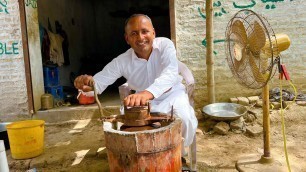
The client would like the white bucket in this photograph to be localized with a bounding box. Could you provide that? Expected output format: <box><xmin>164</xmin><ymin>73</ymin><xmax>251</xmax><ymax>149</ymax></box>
<box><xmin>0</xmin><ymin>140</ymin><xmax>9</xmax><ymax>172</ymax></box>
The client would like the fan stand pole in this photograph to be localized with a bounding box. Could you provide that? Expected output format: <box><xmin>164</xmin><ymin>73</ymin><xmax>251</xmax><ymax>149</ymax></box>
<box><xmin>261</xmin><ymin>84</ymin><xmax>274</xmax><ymax>163</ymax></box>
<box><xmin>235</xmin><ymin>85</ymin><xmax>288</xmax><ymax>171</ymax></box>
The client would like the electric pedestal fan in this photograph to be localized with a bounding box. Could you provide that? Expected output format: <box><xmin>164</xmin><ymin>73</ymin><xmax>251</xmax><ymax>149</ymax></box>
<box><xmin>225</xmin><ymin>9</ymin><xmax>292</xmax><ymax>171</ymax></box>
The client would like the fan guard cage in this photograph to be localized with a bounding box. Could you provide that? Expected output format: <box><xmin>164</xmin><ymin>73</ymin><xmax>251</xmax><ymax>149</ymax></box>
<box><xmin>225</xmin><ymin>9</ymin><xmax>278</xmax><ymax>89</ymax></box>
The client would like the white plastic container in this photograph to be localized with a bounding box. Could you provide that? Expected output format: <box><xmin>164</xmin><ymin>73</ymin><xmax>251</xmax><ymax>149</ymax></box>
<box><xmin>0</xmin><ymin>140</ymin><xmax>9</xmax><ymax>172</ymax></box>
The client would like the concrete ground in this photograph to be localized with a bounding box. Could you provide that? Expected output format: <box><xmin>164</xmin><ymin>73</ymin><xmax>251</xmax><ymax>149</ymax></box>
<box><xmin>4</xmin><ymin>92</ymin><xmax>306</xmax><ymax>171</ymax></box>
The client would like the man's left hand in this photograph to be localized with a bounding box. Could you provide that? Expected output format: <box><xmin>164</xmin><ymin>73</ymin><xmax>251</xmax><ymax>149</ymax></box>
<box><xmin>124</xmin><ymin>90</ymin><xmax>154</xmax><ymax>107</ymax></box>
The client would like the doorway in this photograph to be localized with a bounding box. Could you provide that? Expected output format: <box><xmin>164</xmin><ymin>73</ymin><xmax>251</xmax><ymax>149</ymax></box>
<box><xmin>35</xmin><ymin>0</ymin><xmax>171</xmax><ymax>107</ymax></box>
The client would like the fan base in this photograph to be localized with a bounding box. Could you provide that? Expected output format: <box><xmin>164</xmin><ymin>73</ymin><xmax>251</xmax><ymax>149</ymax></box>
<box><xmin>235</xmin><ymin>154</ymin><xmax>297</xmax><ymax>172</ymax></box>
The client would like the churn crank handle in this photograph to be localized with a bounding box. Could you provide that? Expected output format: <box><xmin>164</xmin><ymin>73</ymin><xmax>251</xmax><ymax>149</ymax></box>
<box><xmin>89</xmin><ymin>79</ymin><xmax>104</xmax><ymax>117</ymax></box>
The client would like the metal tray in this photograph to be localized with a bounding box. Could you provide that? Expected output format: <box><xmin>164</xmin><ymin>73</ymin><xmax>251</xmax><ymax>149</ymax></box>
<box><xmin>202</xmin><ymin>103</ymin><xmax>247</xmax><ymax>121</ymax></box>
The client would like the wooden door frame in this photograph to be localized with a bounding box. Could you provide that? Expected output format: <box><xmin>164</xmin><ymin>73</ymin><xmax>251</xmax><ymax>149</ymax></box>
<box><xmin>169</xmin><ymin>0</ymin><xmax>176</xmax><ymax>46</ymax></box>
<box><xmin>18</xmin><ymin>0</ymin><xmax>34</xmax><ymax>114</ymax></box>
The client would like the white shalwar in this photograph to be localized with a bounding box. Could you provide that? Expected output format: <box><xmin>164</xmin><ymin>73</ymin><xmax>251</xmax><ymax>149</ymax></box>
<box><xmin>93</xmin><ymin>37</ymin><xmax>198</xmax><ymax>147</ymax></box>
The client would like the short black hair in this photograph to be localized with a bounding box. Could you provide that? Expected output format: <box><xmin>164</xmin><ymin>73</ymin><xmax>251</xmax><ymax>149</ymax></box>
<box><xmin>124</xmin><ymin>14</ymin><xmax>153</xmax><ymax>31</ymax></box>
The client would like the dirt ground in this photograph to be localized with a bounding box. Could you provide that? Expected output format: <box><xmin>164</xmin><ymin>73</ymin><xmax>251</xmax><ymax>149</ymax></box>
<box><xmin>6</xmin><ymin>103</ymin><xmax>306</xmax><ymax>172</ymax></box>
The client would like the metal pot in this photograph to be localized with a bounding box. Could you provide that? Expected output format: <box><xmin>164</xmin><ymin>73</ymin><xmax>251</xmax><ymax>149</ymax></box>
<box><xmin>41</xmin><ymin>93</ymin><xmax>54</xmax><ymax>110</ymax></box>
<box><xmin>0</xmin><ymin>122</ymin><xmax>11</xmax><ymax>150</ymax></box>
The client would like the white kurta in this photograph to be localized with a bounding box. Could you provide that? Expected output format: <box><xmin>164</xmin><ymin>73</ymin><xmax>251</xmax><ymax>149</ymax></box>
<box><xmin>93</xmin><ymin>37</ymin><xmax>198</xmax><ymax>146</ymax></box>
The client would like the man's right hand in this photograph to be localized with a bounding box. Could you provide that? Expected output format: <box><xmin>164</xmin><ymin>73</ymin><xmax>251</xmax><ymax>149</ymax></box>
<box><xmin>124</xmin><ymin>90</ymin><xmax>154</xmax><ymax>107</ymax></box>
<box><xmin>74</xmin><ymin>75</ymin><xmax>94</xmax><ymax>92</ymax></box>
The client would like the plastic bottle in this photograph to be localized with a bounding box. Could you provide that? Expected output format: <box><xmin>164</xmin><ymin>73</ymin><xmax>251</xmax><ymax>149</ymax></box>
<box><xmin>0</xmin><ymin>140</ymin><xmax>9</xmax><ymax>172</ymax></box>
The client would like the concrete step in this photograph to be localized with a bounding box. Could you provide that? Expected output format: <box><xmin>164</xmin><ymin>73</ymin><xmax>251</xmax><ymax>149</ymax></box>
<box><xmin>34</xmin><ymin>104</ymin><xmax>121</xmax><ymax>123</ymax></box>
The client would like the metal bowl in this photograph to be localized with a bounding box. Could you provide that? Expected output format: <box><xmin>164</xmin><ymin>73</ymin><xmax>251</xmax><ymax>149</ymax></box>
<box><xmin>202</xmin><ymin>103</ymin><xmax>247</xmax><ymax>121</ymax></box>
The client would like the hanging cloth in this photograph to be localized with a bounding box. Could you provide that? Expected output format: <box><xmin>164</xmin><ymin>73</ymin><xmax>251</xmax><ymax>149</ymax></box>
<box><xmin>47</xmin><ymin>30</ymin><xmax>64</xmax><ymax>66</ymax></box>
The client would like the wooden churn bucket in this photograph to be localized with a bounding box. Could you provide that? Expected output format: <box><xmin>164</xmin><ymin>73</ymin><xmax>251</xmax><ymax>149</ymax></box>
<box><xmin>103</xmin><ymin>118</ymin><xmax>182</xmax><ymax>171</ymax></box>
<box><xmin>92</xmin><ymin>80</ymin><xmax>182</xmax><ymax>171</ymax></box>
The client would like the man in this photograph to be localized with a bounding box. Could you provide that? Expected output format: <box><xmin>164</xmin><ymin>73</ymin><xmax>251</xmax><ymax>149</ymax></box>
<box><xmin>74</xmin><ymin>14</ymin><xmax>198</xmax><ymax>148</ymax></box>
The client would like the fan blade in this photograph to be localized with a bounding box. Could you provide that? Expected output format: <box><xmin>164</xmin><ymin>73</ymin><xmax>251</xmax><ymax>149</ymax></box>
<box><xmin>232</xmin><ymin>20</ymin><xmax>247</xmax><ymax>45</ymax></box>
<box><xmin>234</xmin><ymin>46</ymin><xmax>246</xmax><ymax>72</ymax></box>
<box><xmin>249</xmin><ymin>52</ymin><xmax>268</xmax><ymax>83</ymax></box>
<box><xmin>249</xmin><ymin>21</ymin><xmax>266</xmax><ymax>52</ymax></box>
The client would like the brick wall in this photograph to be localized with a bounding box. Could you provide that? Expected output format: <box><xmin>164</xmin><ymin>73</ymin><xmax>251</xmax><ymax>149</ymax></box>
<box><xmin>0</xmin><ymin>0</ymin><xmax>28</xmax><ymax>120</ymax></box>
<box><xmin>175</xmin><ymin>0</ymin><xmax>306</xmax><ymax>109</ymax></box>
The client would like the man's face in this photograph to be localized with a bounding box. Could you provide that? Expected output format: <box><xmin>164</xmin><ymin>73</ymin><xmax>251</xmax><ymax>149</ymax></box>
<box><xmin>125</xmin><ymin>16</ymin><xmax>155</xmax><ymax>59</ymax></box>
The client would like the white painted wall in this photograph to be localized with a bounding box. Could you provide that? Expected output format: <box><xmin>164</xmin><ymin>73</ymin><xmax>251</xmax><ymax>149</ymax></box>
<box><xmin>175</xmin><ymin>0</ymin><xmax>306</xmax><ymax>108</ymax></box>
<box><xmin>0</xmin><ymin>0</ymin><xmax>29</xmax><ymax>120</ymax></box>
